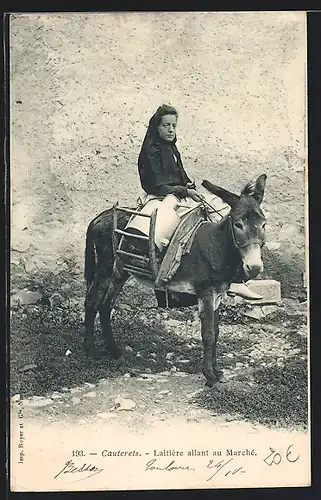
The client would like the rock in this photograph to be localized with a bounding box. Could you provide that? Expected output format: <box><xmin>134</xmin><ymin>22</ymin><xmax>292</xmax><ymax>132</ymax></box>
<box><xmin>114</xmin><ymin>396</ymin><xmax>136</xmax><ymax>411</ymax></box>
<box><xmin>24</xmin><ymin>398</ymin><xmax>53</xmax><ymax>407</ymax></box>
<box><xmin>97</xmin><ymin>412</ymin><xmax>117</xmax><ymax>419</ymax></box>
<box><xmin>177</xmin><ymin>359</ymin><xmax>190</xmax><ymax>364</ymax></box>
<box><xmin>123</xmin><ymin>373</ymin><xmax>131</xmax><ymax>378</ymax></box>
<box><xmin>51</xmin><ymin>393</ymin><xmax>62</xmax><ymax>400</ymax></box>
<box><xmin>243</xmin><ymin>307</ymin><xmax>265</xmax><ymax>320</ymax></box>
<box><xmin>150</xmin><ymin>358</ymin><xmax>157</xmax><ymax>364</ymax></box>
<box><xmin>83</xmin><ymin>391</ymin><xmax>96</xmax><ymax>398</ymax></box>
<box><xmin>72</xmin><ymin>397</ymin><xmax>81</xmax><ymax>405</ymax></box>
<box><xmin>128</xmin><ymin>368</ymin><xmax>140</xmax><ymax>377</ymax></box>
<box><xmin>173</xmin><ymin>371</ymin><xmax>188</xmax><ymax>377</ymax></box>
<box><xmin>61</xmin><ymin>387</ymin><xmax>69</xmax><ymax>392</ymax></box>
<box><xmin>165</xmin><ymin>319</ymin><xmax>181</xmax><ymax>328</ymax></box>
<box><xmin>261</xmin><ymin>305</ymin><xmax>279</xmax><ymax>316</ymax></box>
<box><xmin>170</xmin><ymin>366</ymin><xmax>177</xmax><ymax>372</ymax></box>
<box><xmin>70</xmin><ymin>387</ymin><xmax>82</xmax><ymax>394</ymax></box>
<box><xmin>12</xmin><ymin>394</ymin><xmax>21</xmax><ymax>402</ymax></box>
<box><xmin>19</xmin><ymin>363</ymin><xmax>38</xmax><ymax>372</ymax></box>
<box><xmin>144</xmin><ymin>368</ymin><xmax>152</xmax><ymax>374</ymax></box>
<box><xmin>124</xmin><ymin>345</ymin><xmax>135</xmax><ymax>356</ymax></box>
<box><xmin>84</xmin><ymin>382</ymin><xmax>95</xmax><ymax>388</ymax></box>
<box><xmin>187</xmin><ymin>390</ymin><xmax>203</xmax><ymax>400</ymax></box>
<box><xmin>166</xmin><ymin>352</ymin><xmax>174</xmax><ymax>360</ymax></box>
<box><xmin>158</xmin><ymin>390</ymin><xmax>171</xmax><ymax>396</ymax></box>
<box><xmin>159</xmin><ymin>371</ymin><xmax>171</xmax><ymax>376</ymax></box>
<box><xmin>136</xmin><ymin>352</ymin><xmax>143</xmax><ymax>359</ymax></box>
<box><xmin>61</xmin><ymin>283</ymin><xmax>72</xmax><ymax>292</ymax></box>
<box><xmin>11</xmin><ymin>290</ymin><xmax>42</xmax><ymax>307</ymax></box>
<box><xmin>265</xmin><ymin>241</ymin><xmax>281</xmax><ymax>251</ymax></box>
<box><xmin>225</xmin><ymin>353</ymin><xmax>234</xmax><ymax>358</ymax></box>
<box><xmin>150</xmin><ymin>352</ymin><xmax>157</xmax><ymax>358</ymax></box>
<box><xmin>244</xmin><ymin>304</ymin><xmax>279</xmax><ymax>320</ymax></box>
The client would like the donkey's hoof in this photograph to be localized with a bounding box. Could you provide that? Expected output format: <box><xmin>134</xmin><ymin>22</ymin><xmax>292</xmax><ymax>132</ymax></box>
<box><xmin>214</xmin><ymin>369</ymin><xmax>226</xmax><ymax>383</ymax></box>
<box><xmin>84</xmin><ymin>342</ymin><xmax>96</xmax><ymax>359</ymax></box>
<box><xmin>107</xmin><ymin>344</ymin><xmax>122</xmax><ymax>359</ymax></box>
<box><xmin>205</xmin><ymin>379</ymin><xmax>217</xmax><ymax>388</ymax></box>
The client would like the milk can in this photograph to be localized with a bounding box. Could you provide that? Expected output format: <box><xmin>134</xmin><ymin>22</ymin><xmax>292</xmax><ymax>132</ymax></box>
<box><xmin>125</xmin><ymin>194</ymin><xmax>181</xmax><ymax>250</ymax></box>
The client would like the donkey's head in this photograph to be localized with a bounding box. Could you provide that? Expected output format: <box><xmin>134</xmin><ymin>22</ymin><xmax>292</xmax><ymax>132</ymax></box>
<box><xmin>202</xmin><ymin>174</ymin><xmax>267</xmax><ymax>279</ymax></box>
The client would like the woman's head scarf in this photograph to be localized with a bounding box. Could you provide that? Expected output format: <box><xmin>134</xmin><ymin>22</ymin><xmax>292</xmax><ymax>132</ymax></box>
<box><xmin>138</xmin><ymin>104</ymin><xmax>191</xmax><ymax>193</ymax></box>
<box><xmin>139</xmin><ymin>104</ymin><xmax>178</xmax><ymax>153</ymax></box>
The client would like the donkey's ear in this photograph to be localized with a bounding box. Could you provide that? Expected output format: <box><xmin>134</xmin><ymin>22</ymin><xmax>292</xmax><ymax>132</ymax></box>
<box><xmin>202</xmin><ymin>180</ymin><xmax>239</xmax><ymax>207</ymax></box>
<box><xmin>241</xmin><ymin>174</ymin><xmax>266</xmax><ymax>204</ymax></box>
<box><xmin>252</xmin><ymin>174</ymin><xmax>267</xmax><ymax>204</ymax></box>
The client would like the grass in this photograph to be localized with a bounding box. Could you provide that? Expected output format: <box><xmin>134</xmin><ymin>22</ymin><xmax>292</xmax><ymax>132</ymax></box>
<box><xmin>10</xmin><ymin>263</ymin><xmax>309</xmax><ymax>428</ymax></box>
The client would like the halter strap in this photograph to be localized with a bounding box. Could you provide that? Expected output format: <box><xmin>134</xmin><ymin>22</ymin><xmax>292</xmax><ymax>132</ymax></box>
<box><xmin>228</xmin><ymin>215</ymin><xmax>264</xmax><ymax>250</ymax></box>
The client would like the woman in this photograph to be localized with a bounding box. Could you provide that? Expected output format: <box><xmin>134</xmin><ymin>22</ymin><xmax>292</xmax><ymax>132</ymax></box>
<box><xmin>137</xmin><ymin>104</ymin><xmax>262</xmax><ymax>302</ymax></box>
<box><xmin>138</xmin><ymin>104</ymin><xmax>198</xmax><ymax>202</ymax></box>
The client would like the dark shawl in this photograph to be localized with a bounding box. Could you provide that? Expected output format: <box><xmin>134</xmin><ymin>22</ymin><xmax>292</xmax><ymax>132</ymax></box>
<box><xmin>138</xmin><ymin>112</ymin><xmax>192</xmax><ymax>197</ymax></box>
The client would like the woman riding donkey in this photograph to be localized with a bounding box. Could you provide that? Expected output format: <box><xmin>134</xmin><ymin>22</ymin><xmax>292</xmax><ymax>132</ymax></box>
<box><xmin>137</xmin><ymin>104</ymin><xmax>262</xmax><ymax>301</ymax></box>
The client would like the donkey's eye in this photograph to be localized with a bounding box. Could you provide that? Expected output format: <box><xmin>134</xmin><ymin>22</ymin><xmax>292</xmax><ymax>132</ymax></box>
<box><xmin>234</xmin><ymin>222</ymin><xmax>243</xmax><ymax>230</ymax></box>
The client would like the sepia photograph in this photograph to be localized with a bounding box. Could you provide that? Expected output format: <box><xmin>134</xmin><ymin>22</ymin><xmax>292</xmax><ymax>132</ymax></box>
<box><xmin>9</xmin><ymin>11</ymin><xmax>309</xmax><ymax>491</ymax></box>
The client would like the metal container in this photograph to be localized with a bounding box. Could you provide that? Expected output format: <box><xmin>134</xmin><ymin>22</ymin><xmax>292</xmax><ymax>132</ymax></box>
<box><xmin>126</xmin><ymin>194</ymin><xmax>181</xmax><ymax>250</ymax></box>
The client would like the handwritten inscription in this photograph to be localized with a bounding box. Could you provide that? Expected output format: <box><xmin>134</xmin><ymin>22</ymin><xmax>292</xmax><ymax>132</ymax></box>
<box><xmin>263</xmin><ymin>445</ymin><xmax>300</xmax><ymax>466</ymax></box>
<box><xmin>54</xmin><ymin>460</ymin><xmax>104</xmax><ymax>482</ymax></box>
<box><xmin>145</xmin><ymin>459</ymin><xmax>195</xmax><ymax>472</ymax></box>
<box><xmin>206</xmin><ymin>458</ymin><xmax>246</xmax><ymax>481</ymax></box>
<box><xmin>51</xmin><ymin>444</ymin><xmax>300</xmax><ymax>484</ymax></box>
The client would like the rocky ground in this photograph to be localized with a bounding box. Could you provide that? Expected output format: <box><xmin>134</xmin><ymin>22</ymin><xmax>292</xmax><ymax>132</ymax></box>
<box><xmin>10</xmin><ymin>261</ymin><xmax>308</xmax><ymax>430</ymax></box>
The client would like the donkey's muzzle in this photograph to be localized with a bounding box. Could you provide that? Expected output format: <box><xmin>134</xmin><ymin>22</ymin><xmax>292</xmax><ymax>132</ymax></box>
<box><xmin>242</xmin><ymin>245</ymin><xmax>264</xmax><ymax>279</ymax></box>
<box><xmin>244</xmin><ymin>263</ymin><xmax>263</xmax><ymax>279</ymax></box>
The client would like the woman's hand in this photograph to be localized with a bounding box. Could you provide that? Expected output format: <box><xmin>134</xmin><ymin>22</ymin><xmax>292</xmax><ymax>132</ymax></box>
<box><xmin>172</xmin><ymin>185</ymin><xmax>189</xmax><ymax>198</ymax></box>
<box><xmin>187</xmin><ymin>189</ymin><xmax>202</xmax><ymax>202</ymax></box>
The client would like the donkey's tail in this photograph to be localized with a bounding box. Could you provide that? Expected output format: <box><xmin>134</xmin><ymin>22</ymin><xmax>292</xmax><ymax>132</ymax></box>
<box><xmin>84</xmin><ymin>223</ymin><xmax>96</xmax><ymax>284</ymax></box>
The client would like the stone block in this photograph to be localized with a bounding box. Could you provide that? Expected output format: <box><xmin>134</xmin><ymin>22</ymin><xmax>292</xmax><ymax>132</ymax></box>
<box><xmin>225</xmin><ymin>279</ymin><xmax>282</xmax><ymax>306</ymax></box>
<box><xmin>246</xmin><ymin>279</ymin><xmax>281</xmax><ymax>305</ymax></box>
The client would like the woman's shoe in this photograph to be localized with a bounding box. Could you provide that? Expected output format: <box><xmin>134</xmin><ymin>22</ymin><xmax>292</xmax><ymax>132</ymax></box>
<box><xmin>227</xmin><ymin>283</ymin><xmax>263</xmax><ymax>300</ymax></box>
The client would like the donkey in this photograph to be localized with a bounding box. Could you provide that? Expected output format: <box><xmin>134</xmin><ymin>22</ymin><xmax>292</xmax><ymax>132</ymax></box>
<box><xmin>84</xmin><ymin>174</ymin><xmax>267</xmax><ymax>387</ymax></box>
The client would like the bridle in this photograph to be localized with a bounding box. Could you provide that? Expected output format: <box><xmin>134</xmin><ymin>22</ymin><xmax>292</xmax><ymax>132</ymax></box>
<box><xmin>228</xmin><ymin>215</ymin><xmax>265</xmax><ymax>250</ymax></box>
<box><xmin>197</xmin><ymin>195</ymin><xmax>265</xmax><ymax>251</ymax></box>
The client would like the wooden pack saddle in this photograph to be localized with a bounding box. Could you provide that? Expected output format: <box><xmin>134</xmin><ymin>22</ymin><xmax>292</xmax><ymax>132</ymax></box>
<box><xmin>111</xmin><ymin>202</ymin><xmax>208</xmax><ymax>289</ymax></box>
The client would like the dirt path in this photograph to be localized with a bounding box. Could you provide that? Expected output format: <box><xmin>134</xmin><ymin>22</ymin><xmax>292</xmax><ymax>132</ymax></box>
<box><xmin>10</xmin><ymin>273</ymin><xmax>309</xmax><ymax>490</ymax></box>
<box><xmin>10</xmin><ymin>367</ymin><xmax>310</xmax><ymax>491</ymax></box>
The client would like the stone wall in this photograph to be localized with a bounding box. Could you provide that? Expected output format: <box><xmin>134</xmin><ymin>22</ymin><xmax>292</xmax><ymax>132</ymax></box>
<box><xmin>10</xmin><ymin>12</ymin><xmax>307</xmax><ymax>295</ymax></box>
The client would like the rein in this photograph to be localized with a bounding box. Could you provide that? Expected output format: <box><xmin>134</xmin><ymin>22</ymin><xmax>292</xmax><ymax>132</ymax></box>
<box><xmin>197</xmin><ymin>194</ymin><xmax>225</xmax><ymax>221</ymax></box>
<box><xmin>228</xmin><ymin>215</ymin><xmax>264</xmax><ymax>250</ymax></box>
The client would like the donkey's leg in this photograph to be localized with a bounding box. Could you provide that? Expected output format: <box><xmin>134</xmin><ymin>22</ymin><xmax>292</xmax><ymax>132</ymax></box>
<box><xmin>84</xmin><ymin>267</ymin><xmax>111</xmax><ymax>358</ymax></box>
<box><xmin>212</xmin><ymin>308</ymin><xmax>226</xmax><ymax>383</ymax></box>
<box><xmin>198</xmin><ymin>289</ymin><xmax>218</xmax><ymax>387</ymax></box>
<box><xmin>99</xmin><ymin>271</ymin><xmax>129</xmax><ymax>358</ymax></box>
